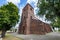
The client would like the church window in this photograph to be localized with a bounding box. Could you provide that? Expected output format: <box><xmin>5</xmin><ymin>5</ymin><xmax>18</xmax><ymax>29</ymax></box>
<box><xmin>31</xmin><ymin>16</ymin><xmax>32</xmax><ymax>19</ymax></box>
<box><xmin>30</xmin><ymin>8</ymin><xmax>32</xmax><ymax>10</ymax></box>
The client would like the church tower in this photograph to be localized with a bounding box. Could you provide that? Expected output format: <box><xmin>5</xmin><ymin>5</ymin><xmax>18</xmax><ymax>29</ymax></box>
<box><xmin>18</xmin><ymin>3</ymin><xmax>34</xmax><ymax>34</ymax></box>
<box><xmin>18</xmin><ymin>3</ymin><xmax>52</xmax><ymax>34</ymax></box>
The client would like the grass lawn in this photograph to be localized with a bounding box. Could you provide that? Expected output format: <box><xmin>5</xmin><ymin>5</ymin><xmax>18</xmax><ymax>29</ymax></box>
<box><xmin>3</xmin><ymin>33</ymin><xmax>23</xmax><ymax>40</ymax></box>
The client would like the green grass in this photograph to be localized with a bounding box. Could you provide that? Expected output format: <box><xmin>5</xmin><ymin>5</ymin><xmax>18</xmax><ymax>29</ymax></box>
<box><xmin>3</xmin><ymin>33</ymin><xmax>23</xmax><ymax>40</ymax></box>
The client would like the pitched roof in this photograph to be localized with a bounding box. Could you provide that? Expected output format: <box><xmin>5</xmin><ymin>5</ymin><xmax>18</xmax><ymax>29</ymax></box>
<box><xmin>23</xmin><ymin>3</ymin><xmax>34</xmax><ymax>9</ymax></box>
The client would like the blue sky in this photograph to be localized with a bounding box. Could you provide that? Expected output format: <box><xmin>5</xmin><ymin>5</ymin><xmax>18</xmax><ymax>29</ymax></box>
<box><xmin>0</xmin><ymin>0</ymin><xmax>50</xmax><ymax>27</ymax></box>
<box><xmin>0</xmin><ymin>0</ymin><xmax>38</xmax><ymax>15</ymax></box>
<box><xmin>20</xmin><ymin>0</ymin><xmax>38</xmax><ymax>15</ymax></box>
<box><xmin>0</xmin><ymin>0</ymin><xmax>39</xmax><ymax>27</ymax></box>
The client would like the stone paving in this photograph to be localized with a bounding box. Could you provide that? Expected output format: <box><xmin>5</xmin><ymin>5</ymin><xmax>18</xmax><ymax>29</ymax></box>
<box><xmin>10</xmin><ymin>32</ymin><xmax>60</xmax><ymax>40</ymax></box>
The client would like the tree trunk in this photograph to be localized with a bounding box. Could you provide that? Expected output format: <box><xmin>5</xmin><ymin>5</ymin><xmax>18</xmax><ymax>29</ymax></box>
<box><xmin>1</xmin><ymin>28</ymin><xmax>6</xmax><ymax>38</ymax></box>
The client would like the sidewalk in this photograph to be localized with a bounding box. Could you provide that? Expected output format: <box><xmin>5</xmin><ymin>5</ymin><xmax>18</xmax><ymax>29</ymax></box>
<box><xmin>10</xmin><ymin>32</ymin><xmax>60</xmax><ymax>40</ymax></box>
<box><xmin>0</xmin><ymin>38</ymin><xmax>2</xmax><ymax>40</ymax></box>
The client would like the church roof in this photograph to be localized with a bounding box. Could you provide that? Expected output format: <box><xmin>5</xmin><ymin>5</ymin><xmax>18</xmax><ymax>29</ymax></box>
<box><xmin>23</xmin><ymin>3</ymin><xmax>34</xmax><ymax>9</ymax></box>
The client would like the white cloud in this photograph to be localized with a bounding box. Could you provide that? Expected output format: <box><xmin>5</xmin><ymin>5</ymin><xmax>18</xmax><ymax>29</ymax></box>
<box><xmin>7</xmin><ymin>0</ymin><xmax>20</xmax><ymax>5</ymax></box>
<box><xmin>27</xmin><ymin>0</ymin><xmax>50</xmax><ymax>23</ymax></box>
<box><xmin>27</xmin><ymin>0</ymin><xmax>38</xmax><ymax>15</ymax></box>
<box><xmin>27</xmin><ymin>0</ymin><xmax>38</xmax><ymax>6</ymax></box>
<box><xmin>19</xmin><ymin>6</ymin><xmax>24</xmax><ymax>16</ymax></box>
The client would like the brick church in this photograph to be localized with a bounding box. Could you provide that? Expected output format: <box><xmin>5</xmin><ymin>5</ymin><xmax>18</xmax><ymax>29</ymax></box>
<box><xmin>18</xmin><ymin>3</ymin><xmax>52</xmax><ymax>35</ymax></box>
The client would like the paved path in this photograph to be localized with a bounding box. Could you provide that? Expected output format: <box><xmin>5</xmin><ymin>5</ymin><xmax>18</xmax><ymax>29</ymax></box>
<box><xmin>10</xmin><ymin>32</ymin><xmax>60</xmax><ymax>40</ymax></box>
<box><xmin>0</xmin><ymin>35</ymin><xmax>2</xmax><ymax>40</ymax></box>
<box><xmin>0</xmin><ymin>38</ymin><xmax>2</xmax><ymax>40</ymax></box>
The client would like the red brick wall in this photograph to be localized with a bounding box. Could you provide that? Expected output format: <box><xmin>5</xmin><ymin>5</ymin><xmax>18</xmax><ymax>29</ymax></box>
<box><xmin>18</xmin><ymin>3</ymin><xmax>52</xmax><ymax>35</ymax></box>
<box><xmin>29</xmin><ymin>18</ymin><xmax>52</xmax><ymax>34</ymax></box>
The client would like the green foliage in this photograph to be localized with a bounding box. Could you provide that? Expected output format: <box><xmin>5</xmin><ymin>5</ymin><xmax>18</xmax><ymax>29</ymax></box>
<box><xmin>0</xmin><ymin>2</ymin><xmax>19</xmax><ymax>30</ymax></box>
<box><xmin>37</xmin><ymin>0</ymin><xmax>60</xmax><ymax>27</ymax></box>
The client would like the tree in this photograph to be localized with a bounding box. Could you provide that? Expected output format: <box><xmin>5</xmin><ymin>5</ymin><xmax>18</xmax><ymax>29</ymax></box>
<box><xmin>37</xmin><ymin>0</ymin><xmax>60</xmax><ymax>28</ymax></box>
<box><xmin>0</xmin><ymin>2</ymin><xmax>19</xmax><ymax>38</ymax></box>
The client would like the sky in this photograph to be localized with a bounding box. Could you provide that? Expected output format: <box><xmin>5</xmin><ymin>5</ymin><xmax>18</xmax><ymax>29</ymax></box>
<box><xmin>0</xmin><ymin>0</ymin><xmax>38</xmax><ymax>15</ymax></box>
<box><xmin>0</xmin><ymin>0</ymin><xmax>39</xmax><ymax>28</ymax></box>
<box><xmin>20</xmin><ymin>0</ymin><xmax>38</xmax><ymax>15</ymax></box>
<box><xmin>0</xmin><ymin>0</ymin><xmax>51</xmax><ymax>28</ymax></box>
<box><xmin>0</xmin><ymin>0</ymin><xmax>38</xmax><ymax>18</ymax></box>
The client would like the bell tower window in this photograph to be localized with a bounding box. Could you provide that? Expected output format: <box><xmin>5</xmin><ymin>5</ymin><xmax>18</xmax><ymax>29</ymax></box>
<box><xmin>30</xmin><ymin>8</ymin><xmax>32</xmax><ymax>11</ymax></box>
